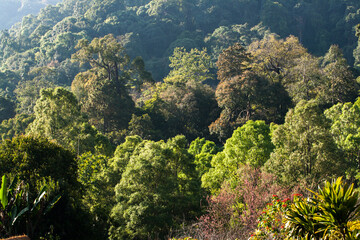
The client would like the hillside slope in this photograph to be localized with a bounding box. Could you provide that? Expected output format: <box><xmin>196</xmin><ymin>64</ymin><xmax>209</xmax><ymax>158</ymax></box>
<box><xmin>0</xmin><ymin>0</ymin><xmax>359</xmax><ymax>82</ymax></box>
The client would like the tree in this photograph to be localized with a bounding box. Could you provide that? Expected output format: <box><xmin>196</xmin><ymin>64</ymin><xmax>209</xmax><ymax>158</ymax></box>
<box><xmin>109</xmin><ymin>135</ymin><xmax>201</xmax><ymax>239</ymax></box>
<box><xmin>164</xmin><ymin>47</ymin><xmax>213</xmax><ymax>85</ymax></box>
<box><xmin>319</xmin><ymin>45</ymin><xmax>359</xmax><ymax>106</ymax></box>
<box><xmin>14</xmin><ymin>78</ymin><xmax>56</xmax><ymax>115</ymax></box>
<box><xmin>209</xmin><ymin>43</ymin><xmax>255</xmax><ymax>140</ymax></box>
<box><xmin>156</xmin><ymin>80</ymin><xmax>219</xmax><ymax>141</ymax></box>
<box><xmin>203</xmin><ymin>120</ymin><xmax>274</xmax><ymax>193</ymax></box>
<box><xmin>210</xmin><ymin>70</ymin><xmax>269</xmax><ymax>140</ymax></box>
<box><xmin>216</xmin><ymin>43</ymin><xmax>251</xmax><ymax>82</ymax></box>
<box><xmin>260</xmin><ymin>0</ymin><xmax>290</xmax><ymax>37</ymax></box>
<box><xmin>79</xmin><ymin>136</ymin><xmax>144</xmax><ymax>240</ymax></box>
<box><xmin>77</xmin><ymin>152</ymin><xmax>111</xmax><ymax>240</ymax></box>
<box><xmin>198</xmin><ymin>166</ymin><xmax>288</xmax><ymax>240</ymax></box>
<box><xmin>0</xmin><ymin>114</ymin><xmax>34</xmax><ymax>141</ymax></box>
<box><xmin>26</xmin><ymin>87</ymin><xmax>112</xmax><ymax>155</ymax></box>
<box><xmin>107</xmin><ymin>135</ymin><xmax>143</xmax><ymax>186</ymax></box>
<box><xmin>264</xmin><ymin>100</ymin><xmax>345</xmax><ymax>186</ymax></box>
<box><xmin>248</xmin><ymin>35</ymin><xmax>307</xmax><ymax>83</ymax></box>
<box><xmin>248</xmin><ymin>34</ymin><xmax>313</xmax><ymax>108</ymax></box>
<box><xmin>354</xmin><ymin>23</ymin><xmax>360</xmax><ymax>69</ymax></box>
<box><xmin>0</xmin><ymin>135</ymin><xmax>91</xmax><ymax>239</ymax></box>
<box><xmin>324</xmin><ymin>99</ymin><xmax>360</xmax><ymax>180</ymax></box>
<box><xmin>127</xmin><ymin>114</ymin><xmax>159</xmax><ymax>140</ymax></box>
<box><xmin>210</xmin><ymin>41</ymin><xmax>292</xmax><ymax>141</ymax></box>
<box><xmin>0</xmin><ymin>96</ymin><xmax>15</xmax><ymax>123</ymax></box>
<box><xmin>140</xmin><ymin>47</ymin><xmax>219</xmax><ymax>141</ymax></box>
<box><xmin>72</xmin><ymin>34</ymin><xmax>135</xmax><ymax>133</ymax></box>
<box><xmin>188</xmin><ymin>137</ymin><xmax>220</xmax><ymax>178</ymax></box>
<box><xmin>204</xmin><ymin>23</ymin><xmax>272</xmax><ymax>62</ymax></box>
<box><xmin>285</xmin><ymin>53</ymin><xmax>322</xmax><ymax>104</ymax></box>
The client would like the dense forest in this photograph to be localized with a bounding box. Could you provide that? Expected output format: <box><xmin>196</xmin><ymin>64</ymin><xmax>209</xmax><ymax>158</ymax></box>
<box><xmin>1</xmin><ymin>0</ymin><xmax>360</xmax><ymax>239</ymax></box>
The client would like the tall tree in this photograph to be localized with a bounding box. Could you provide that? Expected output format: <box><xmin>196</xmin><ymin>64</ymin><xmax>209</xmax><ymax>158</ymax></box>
<box><xmin>319</xmin><ymin>45</ymin><xmax>359</xmax><ymax>106</ymax></box>
<box><xmin>109</xmin><ymin>135</ymin><xmax>201</xmax><ymax>239</ymax></box>
<box><xmin>248</xmin><ymin>35</ymin><xmax>307</xmax><ymax>83</ymax></box>
<box><xmin>216</xmin><ymin>43</ymin><xmax>252</xmax><ymax>81</ymax></box>
<box><xmin>27</xmin><ymin>87</ymin><xmax>112</xmax><ymax>155</ymax></box>
<box><xmin>324</xmin><ymin>99</ymin><xmax>360</xmax><ymax>180</ymax></box>
<box><xmin>72</xmin><ymin>34</ymin><xmax>135</xmax><ymax>133</ymax></box>
<box><xmin>164</xmin><ymin>47</ymin><xmax>213</xmax><ymax>85</ymax></box>
<box><xmin>140</xmin><ymin>47</ymin><xmax>218</xmax><ymax>141</ymax></box>
<box><xmin>188</xmin><ymin>137</ymin><xmax>220</xmax><ymax>178</ymax></box>
<box><xmin>0</xmin><ymin>113</ymin><xmax>34</xmax><ymax>140</ymax></box>
<box><xmin>209</xmin><ymin>43</ymin><xmax>253</xmax><ymax>140</ymax></box>
<box><xmin>285</xmin><ymin>53</ymin><xmax>322</xmax><ymax>104</ymax></box>
<box><xmin>354</xmin><ymin>23</ymin><xmax>360</xmax><ymax>69</ymax></box>
<box><xmin>210</xmin><ymin>43</ymin><xmax>284</xmax><ymax>141</ymax></box>
<box><xmin>264</xmin><ymin>100</ymin><xmax>345</xmax><ymax>186</ymax></box>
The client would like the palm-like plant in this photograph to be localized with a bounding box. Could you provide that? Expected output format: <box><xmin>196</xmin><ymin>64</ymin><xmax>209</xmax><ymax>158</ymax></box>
<box><xmin>0</xmin><ymin>175</ymin><xmax>61</xmax><ymax>238</ymax></box>
<box><xmin>285</xmin><ymin>177</ymin><xmax>360</xmax><ymax>240</ymax></box>
<box><xmin>310</xmin><ymin>177</ymin><xmax>360</xmax><ymax>239</ymax></box>
<box><xmin>284</xmin><ymin>196</ymin><xmax>322</xmax><ymax>240</ymax></box>
<box><xmin>0</xmin><ymin>175</ymin><xmax>27</xmax><ymax>237</ymax></box>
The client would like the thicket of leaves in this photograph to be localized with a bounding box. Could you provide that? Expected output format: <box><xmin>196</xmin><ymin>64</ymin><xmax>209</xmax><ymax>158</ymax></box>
<box><xmin>0</xmin><ymin>1</ymin><xmax>360</xmax><ymax>239</ymax></box>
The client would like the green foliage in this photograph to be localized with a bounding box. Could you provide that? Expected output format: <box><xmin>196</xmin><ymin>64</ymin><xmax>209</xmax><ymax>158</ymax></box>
<box><xmin>0</xmin><ymin>135</ymin><xmax>98</xmax><ymax>239</ymax></box>
<box><xmin>204</xmin><ymin>23</ymin><xmax>271</xmax><ymax>62</ymax></box>
<box><xmin>77</xmin><ymin>152</ymin><xmax>113</xmax><ymax>239</ymax></box>
<box><xmin>203</xmin><ymin>120</ymin><xmax>273</xmax><ymax>193</ymax></box>
<box><xmin>165</xmin><ymin>47</ymin><xmax>213</xmax><ymax>84</ymax></box>
<box><xmin>127</xmin><ymin>113</ymin><xmax>159</xmax><ymax>140</ymax></box>
<box><xmin>285</xmin><ymin>53</ymin><xmax>322</xmax><ymax>104</ymax></box>
<box><xmin>285</xmin><ymin>196</ymin><xmax>321</xmax><ymax>239</ymax></box>
<box><xmin>0</xmin><ymin>0</ymin><xmax>359</xmax><ymax>83</ymax></box>
<box><xmin>141</xmin><ymin>63</ymin><xmax>218</xmax><ymax>141</ymax></box>
<box><xmin>14</xmin><ymin>78</ymin><xmax>56</xmax><ymax>115</ymax></box>
<box><xmin>0</xmin><ymin>135</ymin><xmax>77</xmax><ymax>194</ymax></box>
<box><xmin>260</xmin><ymin>0</ymin><xmax>290</xmax><ymax>37</ymax></box>
<box><xmin>209</xmin><ymin>43</ymin><xmax>253</xmax><ymax>140</ymax></box>
<box><xmin>354</xmin><ymin>24</ymin><xmax>360</xmax><ymax>69</ymax></box>
<box><xmin>216</xmin><ymin>43</ymin><xmax>251</xmax><ymax>82</ymax></box>
<box><xmin>319</xmin><ymin>45</ymin><xmax>359</xmax><ymax>106</ymax></box>
<box><xmin>159</xmin><ymin>81</ymin><xmax>218</xmax><ymax>140</ymax></box>
<box><xmin>27</xmin><ymin>87</ymin><xmax>112</xmax><ymax>155</ymax></box>
<box><xmin>0</xmin><ymin>174</ymin><xmax>61</xmax><ymax>239</ymax></box>
<box><xmin>249</xmin><ymin>35</ymin><xmax>307</xmax><ymax>81</ymax></box>
<box><xmin>188</xmin><ymin>137</ymin><xmax>220</xmax><ymax>177</ymax></box>
<box><xmin>0</xmin><ymin>96</ymin><xmax>15</xmax><ymax>123</ymax></box>
<box><xmin>0</xmin><ymin>1</ymin><xmax>359</xmax><ymax>239</ymax></box>
<box><xmin>210</xmin><ymin>41</ymin><xmax>292</xmax><ymax>141</ymax></box>
<box><xmin>312</xmin><ymin>177</ymin><xmax>360</xmax><ymax>238</ymax></box>
<box><xmin>0</xmin><ymin>70</ymin><xmax>19</xmax><ymax>97</ymax></box>
<box><xmin>265</xmin><ymin>100</ymin><xmax>345</xmax><ymax>186</ymax></box>
<box><xmin>0</xmin><ymin>114</ymin><xmax>34</xmax><ymax>141</ymax></box>
<box><xmin>324</xmin><ymin>100</ymin><xmax>360</xmax><ymax>180</ymax></box>
<box><xmin>109</xmin><ymin>135</ymin><xmax>201</xmax><ymax>239</ymax></box>
<box><xmin>77</xmin><ymin>152</ymin><xmax>108</xmax><ymax>186</ymax></box>
<box><xmin>285</xmin><ymin>177</ymin><xmax>360</xmax><ymax>239</ymax></box>
<box><xmin>81</xmin><ymin>135</ymin><xmax>145</xmax><ymax>238</ymax></box>
<box><xmin>72</xmin><ymin>34</ymin><xmax>135</xmax><ymax>133</ymax></box>
<box><xmin>107</xmin><ymin>135</ymin><xmax>143</xmax><ymax>185</ymax></box>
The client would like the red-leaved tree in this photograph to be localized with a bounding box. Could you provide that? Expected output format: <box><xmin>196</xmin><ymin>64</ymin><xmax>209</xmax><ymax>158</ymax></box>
<box><xmin>197</xmin><ymin>166</ymin><xmax>291</xmax><ymax>239</ymax></box>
